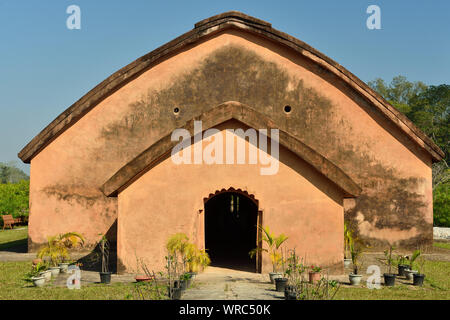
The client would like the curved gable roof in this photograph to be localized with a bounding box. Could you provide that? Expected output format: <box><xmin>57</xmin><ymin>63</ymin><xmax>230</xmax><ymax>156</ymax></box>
<box><xmin>101</xmin><ymin>101</ymin><xmax>362</xmax><ymax>198</ymax></box>
<box><xmin>18</xmin><ymin>11</ymin><xmax>444</xmax><ymax>163</ymax></box>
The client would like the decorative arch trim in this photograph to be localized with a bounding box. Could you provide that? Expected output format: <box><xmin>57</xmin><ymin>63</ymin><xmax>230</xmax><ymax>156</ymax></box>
<box><xmin>100</xmin><ymin>101</ymin><xmax>362</xmax><ymax>198</ymax></box>
<box><xmin>203</xmin><ymin>187</ymin><xmax>259</xmax><ymax>207</ymax></box>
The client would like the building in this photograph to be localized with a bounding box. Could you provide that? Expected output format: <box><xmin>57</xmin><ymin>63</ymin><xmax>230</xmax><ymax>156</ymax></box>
<box><xmin>19</xmin><ymin>12</ymin><xmax>444</xmax><ymax>273</ymax></box>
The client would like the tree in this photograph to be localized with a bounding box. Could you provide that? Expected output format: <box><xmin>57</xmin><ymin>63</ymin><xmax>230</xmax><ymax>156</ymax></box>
<box><xmin>0</xmin><ymin>179</ymin><xmax>29</xmax><ymax>218</ymax></box>
<box><xmin>369</xmin><ymin>76</ymin><xmax>449</xmax><ymax>227</ymax></box>
<box><xmin>0</xmin><ymin>162</ymin><xmax>29</xmax><ymax>184</ymax></box>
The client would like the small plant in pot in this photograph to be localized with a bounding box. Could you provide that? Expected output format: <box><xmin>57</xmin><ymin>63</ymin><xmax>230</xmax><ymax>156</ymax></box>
<box><xmin>25</xmin><ymin>262</ymin><xmax>48</xmax><ymax>287</ymax></box>
<box><xmin>381</xmin><ymin>245</ymin><xmax>396</xmax><ymax>286</ymax></box>
<box><xmin>343</xmin><ymin>222</ymin><xmax>353</xmax><ymax>268</ymax></box>
<box><xmin>274</xmin><ymin>250</ymin><xmax>288</xmax><ymax>292</ymax></box>
<box><xmin>98</xmin><ymin>235</ymin><xmax>112</xmax><ymax>284</ymax></box>
<box><xmin>185</xmin><ymin>246</ymin><xmax>210</xmax><ymax>287</ymax></box>
<box><xmin>308</xmin><ymin>265</ymin><xmax>322</xmax><ymax>284</ymax></box>
<box><xmin>348</xmin><ymin>240</ymin><xmax>364</xmax><ymax>286</ymax></box>
<box><xmin>395</xmin><ymin>254</ymin><xmax>409</xmax><ymax>277</ymax></box>
<box><xmin>405</xmin><ymin>250</ymin><xmax>420</xmax><ymax>281</ymax></box>
<box><xmin>413</xmin><ymin>255</ymin><xmax>426</xmax><ymax>286</ymax></box>
<box><xmin>249</xmin><ymin>225</ymin><xmax>288</xmax><ymax>284</ymax></box>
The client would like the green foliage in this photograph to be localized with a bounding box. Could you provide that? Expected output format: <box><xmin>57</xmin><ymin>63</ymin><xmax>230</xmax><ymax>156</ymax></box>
<box><xmin>369</xmin><ymin>76</ymin><xmax>449</xmax><ymax>226</ymax></box>
<box><xmin>433</xmin><ymin>183</ymin><xmax>450</xmax><ymax>227</ymax></box>
<box><xmin>409</xmin><ymin>249</ymin><xmax>421</xmax><ymax>270</ymax></box>
<box><xmin>0</xmin><ymin>180</ymin><xmax>29</xmax><ymax>218</ymax></box>
<box><xmin>24</xmin><ymin>262</ymin><xmax>48</xmax><ymax>282</ymax></box>
<box><xmin>344</xmin><ymin>222</ymin><xmax>354</xmax><ymax>259</ymax></box>
<box><xmin>37</xmin><ymin>232</ymin><xmax>85</xmax><ymax>266</ymax></box>
<box><xmin>249</xmin><ymin>225</ymin><xmax>288</xmax><ymax>272</ymax></box>
<box><xmin>0</xmin><ymin>162</ymin><xmax>29</xmax><ymax>184</ymax></box>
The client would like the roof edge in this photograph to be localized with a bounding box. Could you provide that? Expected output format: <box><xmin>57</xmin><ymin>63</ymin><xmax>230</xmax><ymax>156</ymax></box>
<box><xmin>18</xmin><ymin>11</ymin><xmax>445</xmax><ymax>163</ymax></box>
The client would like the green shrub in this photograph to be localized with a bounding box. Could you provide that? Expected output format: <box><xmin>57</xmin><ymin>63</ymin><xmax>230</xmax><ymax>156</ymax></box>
<box><xmin>434</xmin><ymin>183</ymin><xmax>450</xmax><ymax>227</ymax></box>
<box><xmin>0</xmin><ymin>180</ymin><xmax>29</xmax><ymax>218</ymax></box>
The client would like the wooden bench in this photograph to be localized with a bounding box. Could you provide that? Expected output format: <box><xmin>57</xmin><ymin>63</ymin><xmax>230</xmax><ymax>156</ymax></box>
<box><xmin>1</xmin><ymin>215</ymin><xmax>15</xmax><ymax>230</ymax></box>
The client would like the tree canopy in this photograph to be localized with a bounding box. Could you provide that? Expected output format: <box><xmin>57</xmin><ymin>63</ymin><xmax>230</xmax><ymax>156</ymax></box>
<box><xmin>369</xmin><ymin>76</ymin><xmax>449</xmax><ymax>227</ymax></box>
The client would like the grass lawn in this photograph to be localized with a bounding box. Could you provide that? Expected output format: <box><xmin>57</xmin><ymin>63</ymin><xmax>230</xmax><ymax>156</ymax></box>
<box><xmin>434</xmin><ymin>241</ymin><xmax>450</xmax><ymax>250</ymax></box>
<box><xmin>335</xmin><ymin>260</ymin><xmax>450</xmax><ymax>300</ymax></box>
<box><xmin>0</xmin><ymin>261</ymin><xmax>149</xmax><ymax>300</ymax></box>
<box><xmin>0</xmin><ymin>227</ymin><xmax>28</xmax><ymax>250</ymax></box>
<box><xmin>0</xmin><ymin>228</ymin><xmax>449</xmax><ymax>300</ymax></box>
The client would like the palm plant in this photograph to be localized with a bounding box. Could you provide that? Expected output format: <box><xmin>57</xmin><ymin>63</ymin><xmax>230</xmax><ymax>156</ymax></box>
<box><xmin>99</xmin><ymin>234</ymin><xmax>110</xmax><ymax>273</ymax></box>
<box><xmin>409</xmin><ymin>249</ymin><xmax>421</xmax><ymax>271</ymax></box>
<box><xmin>383</xmin><ymin>245</ymin><xmax>396</xmax><ymax>274</ymax></box>
<box><xmin>186</xmin><ymin>247</ymin><xmax>210</xmax><ymax>273</ymax></box>
<box><xmin>249</xmin><ymin>226</ymin><xmax>289</xmax><ymax>272</ymax></box>
<box><xmin>344</xmin><ymin>222</ymin><xmax>353</xmax><ymax>260</ymax></box>
<box><xmin>37</xmin><ymin>232</ymin><xmax>84</xmax><ymax>266</ymax></box>
<box><xmin>349</xmin><ymin>239</ymin><xmax>363</xmax><ymax>274</ymax></box>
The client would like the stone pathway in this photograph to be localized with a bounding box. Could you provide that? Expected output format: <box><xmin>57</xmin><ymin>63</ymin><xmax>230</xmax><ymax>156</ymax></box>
<box><xmin>182</xmin><ymin>267</ymin><xmax>284</xmax><ymax>300</ymax></box>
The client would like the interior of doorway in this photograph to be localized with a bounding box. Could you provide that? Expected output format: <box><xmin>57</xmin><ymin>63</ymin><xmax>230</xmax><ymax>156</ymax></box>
<box><xmin>204</xmin><ymin>191</ymin><xmax>260</xmax><ymax>272</ymax></box>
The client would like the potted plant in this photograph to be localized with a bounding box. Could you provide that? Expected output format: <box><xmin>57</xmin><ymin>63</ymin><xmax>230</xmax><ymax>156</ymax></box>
<box><xmin>395</xmin><ymin>254</ymin><xmax>409</xmax><ymax>277</ymax></box>
<box><xmin>274</xmin><ymin>250</ymin><xmax>288</xmax><ymax>292</ymax></box>
<box><xmin>405</xmin><ymin>250</ymin><xmax>420</xmax><ymax>281</ymax></box>
<box><xmin>37</xmin><ymin>232</ymin><xmax>84</xmax><ymax>277</ymax></box>
<box><xmin>348</xmin><ymin>240</ymin><xmax>364</xmax><ymax>285</ymax></box>
<box><xmin>37</xmin><ymin>236</ymin><xmax>63</xmax><ymax>277</ymax></box>
<box><xmin>25</xmin><ymin>262</ymin><xmax>47</xmax><ymax>287</ymax></box>
<box><xmin>413</xmin><ymin>255</ymin><xmax>426</xmax><ymax>286</ymax></box>
<box><xmin>382</xmin><ymin>245</ymin><xmax>396</xmax><ymax>286</ymax></box>
<box><xmin>308</xmin><ymin>265</ymin><xmax>322</xmax><ymax>284</ymax></box>
<box><xmin>343</xmin><ymin>222</ymin><xmax>353</xmax><ymax>268</ymax></box>
<box><xmin>185</xmin><ymin>246</ymin><xmax>210</xmax><ymax>285</ymax></box>
<box><xmin>284</xmin><ymin>249</ymin><xmax>304</xmax><ymax>300</ymax></box>
<box><xmin>249</xmin><ymin>226</ymin><xmax>288</xmax><ymax>283</ymax></box>
<box><xmin>98</xmin><ymin>235</ymin><xmax>112</xmax><ymax>284</ymax></box>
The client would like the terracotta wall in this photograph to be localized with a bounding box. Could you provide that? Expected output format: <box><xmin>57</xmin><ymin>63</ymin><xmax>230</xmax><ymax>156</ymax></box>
<box><xmin>28</xmin><ymin>28</ymin><xmax>432</xmax><ymax>254</ymax></box>
<box><xmin>117</xmin><ymin>123</ymin><xmax>345</xmax><ymax>273</ymax></box>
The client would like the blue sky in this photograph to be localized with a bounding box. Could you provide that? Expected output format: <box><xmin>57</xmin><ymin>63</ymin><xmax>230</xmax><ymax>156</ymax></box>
<box><xmin>0</xmin><ymin>0</ymin><xmax>449</xmax><ymax>172</ymax></box>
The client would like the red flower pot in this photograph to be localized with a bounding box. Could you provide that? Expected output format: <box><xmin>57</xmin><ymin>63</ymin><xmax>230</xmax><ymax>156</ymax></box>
<box><xmin>309</xmin><ymin>272</ymin><xmax>321</xmax><ymax>284</ymax></box>
<box><xmin>135</xmin><ymin>275</ymin><xmax>154</xmax><ymax>282</ymax></box>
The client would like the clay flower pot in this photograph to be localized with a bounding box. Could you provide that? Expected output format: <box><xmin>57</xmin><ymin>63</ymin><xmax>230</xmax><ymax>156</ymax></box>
<box><xmin>269</xmin><ymin>272</ymin><xmax>282</xmax><ymax>284</ymax></box>
<box><xmin>32</xmin><ymin>258</ymin><xmax>43</xmax><ymax>265</ymax></box>
<box><xmin>59</xmin><ymin>263</ymin><xmax>70</xmax><ymax>273</ymax></box>
<box><xmin>405</xmin><ymin>269</ymin><xmax>418</xmax><ymax>281</ymax></box>
<box><xmin>49</xmin><ymin>266</ymin><xmax>60</xmax><ymax>277</ymax></box>
<box><xmin>31</xmin><ymin>276</ymin><xmax>46</xmax><ymax>287</ymax></box>
<box><xmin>344</xmin><ymin>259</ymin><xmax>352</xmax><ymax>268</ymax></box>
<box><xmin>39</xmin><ymin>270</ymin><xmax>52</xmax><ymax>282</ymax></box>
<box><xmin>349</xmin><ymin>273</ymin><xmax>362</xmax><ymax>285</ymax></box>
<box><xmin>309</xmin><ymin>272</ymin><xmax>321</xmax><ymax>284</ymax></box>
<box><xmin>135</xmin><ymin>275</ymin><xmax>154</xmax><ymax>282</ymax></box>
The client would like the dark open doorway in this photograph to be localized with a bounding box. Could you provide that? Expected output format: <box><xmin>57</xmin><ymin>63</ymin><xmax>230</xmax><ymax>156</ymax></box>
<box><xmin>204</xmin><ymin>191</ymin><xmax>260</xmax><ymax>272</ymax></box>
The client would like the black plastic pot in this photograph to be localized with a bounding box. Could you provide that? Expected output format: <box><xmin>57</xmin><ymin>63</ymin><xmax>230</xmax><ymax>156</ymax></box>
<box><xmin>397</xmin><ymin>264</ymin><xmax>409</xmax><ymax>277</ymax></box>
<box><xmin>383</xmin><ymin>273</ymin><xmax>396</xmax><ymax>286</ymax></box>
<box><xmin>275</xmin><ymin>277</ymin><xmax>288</xmax><ymax>292</ymax></box>
<box><xmin>171</xmin><ymin>287</ymin><xmax>182</xmax><ymax>300</ymax></box>
<box><xmin>284</xmin><ymin>285</ymin><xmax>296</xmax><ymax>300</ymax></box>
<box><xmin>100</xmin><ymin>272</ymin><xmax>112</xmax><ymax>284</ymax></box>
<box><xmin>179</xmin><ymin>279</ymin><xmax>188</xmax><ymax>291</ymax></box>
<box><xmin>413</xmin><ymin>273</ymin><xmax>425</xmax><ymax>286</ymax></box>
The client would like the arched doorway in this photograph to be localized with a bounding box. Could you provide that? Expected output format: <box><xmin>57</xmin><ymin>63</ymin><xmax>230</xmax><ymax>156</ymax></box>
<box><xmin>204</xmin><ymin>190</ymin><xmax>261</xmax><ymax>272</ymax></box>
